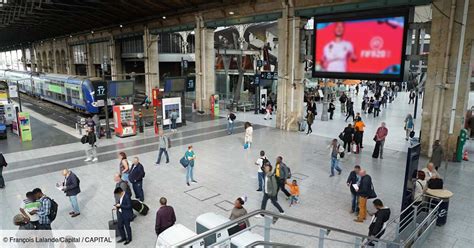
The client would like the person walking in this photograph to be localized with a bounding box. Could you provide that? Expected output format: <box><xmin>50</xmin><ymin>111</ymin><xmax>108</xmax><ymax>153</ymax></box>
<box><xmin>408</xmin><ymin>90</ymin><xmax>416</xmax><ymax>104</ymax></box>
<box><xmin>368</xmin><ymin>97</ymin><xmax>374</xmax><ymax>114</ymax></box>
<box><xmin>0</xmin><ymin>152</ymin><xmax>6</xmax><ymax>188</ymax></box>
<box><xmin>227</xmin><ymin>112</ymin><xmax>236</xmax><ymax>134</ymax></box>
<box><xmin>255</xmin><ymin>151</ymin><xmax>268</xmax><ymax>192</ymax></box>
<box><xmin>184</xmin><ymin>146</ymin><xmax>197</xmax><ymax>186</ymax></box>
<box><xmin>306</xmin><ymin>111</ymin><xmax>314</xmax><ymax>135</ymax></box>
<box><xmin>373</xmin><ymin>99</ymin><xmax>380</xmax><ymax>117</ymax></box>
<box><xmin>329</xmin><ymin>99</ymin><xmax>335</xmax><ymax>120</ymax></box>
<box><xmin>129</xmin><ymin>157</ymin><xmax>145</xmax><ymax>202</ymax></box>
<box><xmin>155</xmin><ymin>197</ymin><xmax>176</xmax><ymax>237</ymax></box>
<box><xmin>354</xmin><ymin>170</ymin><xmax>376</xmax><ymax>222</ymax></box>
<box><xmin>327</xmin><ymin>139</ymin><xmax>343</xmax><ymax>177</ymax></box>
<box><xmin>114</xmin><ymin>187</ymin><xmax>133</xmax><ymax>245</ymax></box>
<box><xmin>342</xmin><ymin>124</ymin><xmax>354</xmax><ymax>154</ymax></box>
<box><xmin>404</xmin><ymin>114</ymin><xmax>414</xmax><ymax>141</ymax></box>
<box><xmin>339</xmin><ymin>92</ymin><xmax>347</xmax><ymax>113</ymax></box>
<box><xmin>155</xmin><ymin>132</ymin><xmax>170</xmax><ymax>165</ymax></box>
<box><xmin>347</xmin><ymin>165</ymin><xmax>361</xmax><ymax>214</ymax></box>
<box><xmin>373</xmin><ymin>122</ymin><xmax>388</xmax><ymax>159</ymax></box>
<box><xmin>367</xmin><ymin>199</ymin><xmax>391</xmax><ymax>246</ymax></box>
<box><xmin>92</xmin><ymin>114</ymin><xmax>100</xmax><ymax>139</ymax></box>
<box><xmin>59</xmin><ymin>169</ymin><xmax>81</xmax><ymax>217</ymax></box>
<box><xmin>118</xmin><ymin>152</ymin><xmax>130</xmax><ymax>181</ymax></box>
<box><xmin>31</xmin><ymin>188</ymin><xmax>53</xmax><ymax>230</ymax></box>
<box><xmin>275</xmin><ymin>156</ymin><xmax>291</xmax><ymax>200</ymax></box>
<box><xmin>260</xmin><ymin>163</ymin><xmax>285</xmax><ymax>214</ymax></box>
<box><xmin>345</xmin><ymin>100</ymin><xmax>355</xmax><ymax>122</ymax></box>
<box><xmin>430</xmin><ymin>140</ymin><xmax>444</xmax><ymax>170</ymax></box>
<box><xmin>84</xmin><ymin>127</ymin><xmax>98</xmax><ymax>162</ymax></box>
<box><xmin>244</xmin><ymin>122</ymin><xmax>253</xmax><ymax>148</ymax></box>
<box><xmin>170</xmin><ymin>109</ymin><xmax>178</xmax><ymax>132</ymax></box>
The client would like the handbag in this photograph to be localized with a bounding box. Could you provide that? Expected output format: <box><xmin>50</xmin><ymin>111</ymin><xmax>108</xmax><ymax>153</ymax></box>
<box><xmin>368</xmin><ymin>183</ymin><xmax>377</xmax><ymax>199</ymax></box>
<box><xmin>179</xmin><ymin>156</ymin><xmax>189</xmax><ymax>168</ymax></box>
<box><xmin>338</xmin><ymin>132</ymin><xmax>344</xmax><ymax>141</ymax></box>
<box><xmin>373</xmin><ymin>135</ymin><xmax>377</xmax><ymax>142</ymax></box>
<box><xmin>244</xmin><ymin>143</ymin><xmax>249</xmax><ymax>149</ymax></box>
<box><xmin>409</xmin><ymin>130</ymin><xmax>415</xmax><ymax>138</ymax></box>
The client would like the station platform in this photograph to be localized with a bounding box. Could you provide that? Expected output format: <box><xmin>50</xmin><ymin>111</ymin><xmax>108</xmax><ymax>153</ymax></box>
<box><xmin>0</xmin><ymin>91</ymin><xmax>472</xmax><ymax>248</ymax></box>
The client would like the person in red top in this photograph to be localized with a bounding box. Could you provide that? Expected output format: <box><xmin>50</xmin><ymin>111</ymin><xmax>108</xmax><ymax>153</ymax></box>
<box><xmin>373</xmin><ymin>122</ymin><xmax>388</xmax><ymax>159</ymax></box>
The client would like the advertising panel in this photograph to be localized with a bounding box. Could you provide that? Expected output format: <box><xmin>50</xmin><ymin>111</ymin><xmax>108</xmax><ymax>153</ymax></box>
<box><xmin>313</xmin><ymin>11</ymin><xmax>407</xmax><ymax>81</ymax></box>
<box><xmin>18</xmin><ymin>112</ymin><xmax>32</xmax><ymax>141</ymax></box>
<box><xmin>162</xmin><ymin>97</ymin><xmax>182</xmax><ymax>126</ymax></box>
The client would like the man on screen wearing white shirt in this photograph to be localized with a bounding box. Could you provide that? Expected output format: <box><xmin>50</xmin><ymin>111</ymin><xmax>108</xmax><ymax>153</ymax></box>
<box><xmin>322</xmin><ymin>22</ymin><xmax>357</xmax><ymax>72</ymax></box>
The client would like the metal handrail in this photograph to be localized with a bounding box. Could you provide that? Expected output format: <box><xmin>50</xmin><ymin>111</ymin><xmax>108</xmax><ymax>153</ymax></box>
<box><xmin>174</xmin><ymin>209</ymin><xmax>402</xmax><ymax>247</ymax></box>
<box><xmin>382</xmin><ymin>194</ymin><xmax>441</xmax><ymax>229</ymax></box>
<box><xmin>403</xmin><ymin>200</ymin><xmax>442</xmax><ymax>244</ymax></box>
<box><xmin>247</xmin><ymin>241</ymin><xmax>304</xmax><ymax>247</ymax></box>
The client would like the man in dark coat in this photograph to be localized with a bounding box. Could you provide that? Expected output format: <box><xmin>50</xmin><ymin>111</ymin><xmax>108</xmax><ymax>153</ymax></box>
<box><xmin>429</xmin><ymin>140</ymin><xmax>444</xmax><ymax>170</ymax></box>
<box><xmin>367</xmin><ymin>199</ymin><xmax>391</xmax><ymax>246</ymax></box>
<box><xmin>155</xmin><ymin>197</ymin><xmax>176</xmax><ymax>236</ymax></box>
<box><xmin>61</xmin><ymin>169</ymin><xmax>81</xmax><ymax>217</ymax></box>
<box><xmin>355</xmin><ymin>170</ymin><xmax>376</xmax><ymax>222</ymax></box>
<box><xmin>346</xmin><ymin>165</ymin><xmax>361</xmax><ymax>214</ymax></box>
<box><xmin>115</xmin><ymin>187</ymin><xmax>133</xmax><ymax>245</ymax></box>
<box><xmin>129</xmin><ymin>157</ymin><xmax>145</xmax><ymax>201</ymax></box>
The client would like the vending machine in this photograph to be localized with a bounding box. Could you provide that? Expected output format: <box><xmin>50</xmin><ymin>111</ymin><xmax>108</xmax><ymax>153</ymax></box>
<box><xmin>113</xmin><ymin>105</ymin><xmax>136</xmax><ymax>137</ymax></box>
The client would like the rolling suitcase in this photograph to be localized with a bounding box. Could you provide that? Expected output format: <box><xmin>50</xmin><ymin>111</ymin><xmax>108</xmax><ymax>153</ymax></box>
<box><xmin>131</xmin><ymin>200</ymin><xmax>149</xmax><ymax>216</ymax></box>
<box><xmin>108</xmin><ymin>209</ymin><xmax>120</xmax><ymax>237</ymax></box>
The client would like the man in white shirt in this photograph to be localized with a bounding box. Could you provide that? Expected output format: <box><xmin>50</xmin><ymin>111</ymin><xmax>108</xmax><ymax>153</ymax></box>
<box><xmin>422</xmin><ymin>162</ymin><xmax>440</xmax><ymax>181</ymax></box>
<box><xmin>19</xmin><ymin>191</ymin><xmax>41</xmax><ymax>229</ymax></box>
<box><xmin>322</xmin><ymin>22</ymin><xmax>357</xmax><ymax>72</ymax></box>
<box><xmin>255</xmin><ymin>151</ymin><xmax>267</xmax><ymax>192</ymax></box>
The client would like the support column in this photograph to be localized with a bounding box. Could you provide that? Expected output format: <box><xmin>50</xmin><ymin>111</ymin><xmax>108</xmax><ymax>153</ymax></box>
<box><xmin>276</xmin><ymin>4</ymin><xmax>306</xmax><ymax>131</ymax></box>
<box><xmin>30</xmin><ymin>47</ymin><xmax>37</xmax><ymax>72</ymax></box>
<box><xmin>110</xmin><ymin>38</ymin><xmax>122</xmax><ymax>80</ymax></box>
<box><xmin>20</xmin><ymin>48</ymin><xmax>27</xmax><ymax>71</ymax></box>
<box><xmin>421</xmin><ymin>0</ymin><xmax>474</xmax><ymax>157</ymax></box>
<box><xmin>143</xmin><ymin>27</ymin><xmax>159</xmax><ymax>97</ymax></box>
<box><xmin>195</xmin><ymin>15</ymin><xmax>216</xmax><ymax>113</ymax></box>
<box><xmin>85</xmin><ymin>43</ymin><xmax>95</xmax><ymax>76</ymax></box>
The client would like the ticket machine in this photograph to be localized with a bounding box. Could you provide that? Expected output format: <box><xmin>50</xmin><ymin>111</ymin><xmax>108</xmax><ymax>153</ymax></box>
<box><xmin>113</xmin><ymin>104</ymin><xmax>136</xmax><ymax>137</ymax></box>
<box><xmin>196</xmin><ymin>212</ymin><xmax>230</xmax><ymax>247</ymax></box>
<box><xmin>155</xmin><ymin>224</ymin><xmax>204</xmax><ymax>248</ymax></box>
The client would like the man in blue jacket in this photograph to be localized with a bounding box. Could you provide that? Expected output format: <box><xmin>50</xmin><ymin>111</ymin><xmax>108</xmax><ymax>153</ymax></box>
<box><xmin>114</xmin><ymin>187</ymin><xmax>133</xmax><ymax>245</ymax></box>
<box><xmin>61</xmin><ymin>169</ymin><xmax>81</xmax><ymax>217</ymax></box>
<box><xmin>129</xmin><ymin>157</ymin><xmax>145</xmax><ymax>201</ymax></box>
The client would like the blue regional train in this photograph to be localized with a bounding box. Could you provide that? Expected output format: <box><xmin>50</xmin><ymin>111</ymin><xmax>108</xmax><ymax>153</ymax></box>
<box><xmin>0</xmin><ymin>69</ymin><xmax>100</xmax><ymax>114</ymax></box>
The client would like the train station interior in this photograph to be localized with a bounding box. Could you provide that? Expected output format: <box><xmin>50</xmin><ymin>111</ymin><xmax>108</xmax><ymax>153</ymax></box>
<box><xmin>0</xmin><ymin>0</ymin><xmax>473</xmax><ymax>247</ymax></box>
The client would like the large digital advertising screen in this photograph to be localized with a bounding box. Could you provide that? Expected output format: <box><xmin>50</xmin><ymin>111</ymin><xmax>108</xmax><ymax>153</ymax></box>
<box><xmin>313</xmin><ymin>12</ymin><xmax>408</xmax><ymax>81</ymax></box>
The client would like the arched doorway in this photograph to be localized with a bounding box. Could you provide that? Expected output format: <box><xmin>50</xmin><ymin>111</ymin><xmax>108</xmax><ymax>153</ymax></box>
<box><xmin>48</xmin><ymin>51</ymin><xmax>53</xmax><ymax>73</ymax></box>
<box><xmin>36</xmin><ymin>53</ymin><xmax>42</xmax><ymax>72</ymax></box>
<box><xmin>55</xmin><ymin>50</ymin><xmax>61</xmax><ymax>73</ymax></box>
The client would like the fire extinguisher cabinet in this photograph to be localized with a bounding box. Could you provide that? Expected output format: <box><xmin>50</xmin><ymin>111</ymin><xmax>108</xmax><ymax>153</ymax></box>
<box><xmin>113</xmin><ymin>105</ymin><xmax>137</xmax><ymax>137</ymax></box>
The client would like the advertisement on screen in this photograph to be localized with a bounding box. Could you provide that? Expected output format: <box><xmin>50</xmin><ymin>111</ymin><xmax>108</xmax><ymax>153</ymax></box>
<box><xmin>313</xmin><ymin>14</ymin><xmax>407</xmax><ymax>81</ymax></box>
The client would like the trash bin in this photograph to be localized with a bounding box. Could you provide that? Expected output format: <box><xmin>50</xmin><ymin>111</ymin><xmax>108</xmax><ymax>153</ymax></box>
<box><xmin>426</xmin><ymin>189</ymin><xmax>454</xmax><ymax>226</ymax></box>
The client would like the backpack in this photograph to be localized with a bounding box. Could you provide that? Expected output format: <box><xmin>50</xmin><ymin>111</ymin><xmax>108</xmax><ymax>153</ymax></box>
<box><xmin>280</xmin><ymin>163</ymin><xmax>291</xmax><ymax>179</ymax></box>
<box><xmin>80</xmin><ymin>135</ymin><xmax>88</xmax><ymax>144</ymax></box>
<box><xmin>261</xmin><ymin>157</ymin><xmax>270</xmax><ymax>172</ymax></box>
<box><xmin>229</xmin><ymin>113</ymin><xmax>236</xmax><ymax>121</ymax></box>
<box><xmin>45</xmin><ymin>197</ymin><xmax>59</xmax><ymax>222</ymax></box>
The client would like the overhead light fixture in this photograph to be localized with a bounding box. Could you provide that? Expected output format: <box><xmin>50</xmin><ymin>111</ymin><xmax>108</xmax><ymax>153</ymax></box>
<box><xmin>91</xmin><ymin>30</ymin><xmax>94</xmax><ymax>34</ymax></box>
<box><xmin>69</xmin><ymin>35</ymin><xmax>73</xmax><ymax>38</ymax></box>
<box><xmin>119</xmin><ymin>24</ymin><xmax>123</xmax><ymax>28</ymax></box>
<box><xmin>229</xmin><ymin>11</ymin><xmax>235</xmax><ymax>15</ymax></box>
<box><xmin>162</xmin><ymin>16</ymin><xmax>166</xmax><ymax>19</ymax></box>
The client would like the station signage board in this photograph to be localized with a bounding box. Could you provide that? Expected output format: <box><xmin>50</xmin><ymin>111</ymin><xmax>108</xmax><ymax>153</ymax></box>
<box><xmin>260</xmin><ymin>71</ymin><xmax>278</xmax><ymax>80</ymax></box>
<box><xmin>94</xmin><ymin>81</ymin><xmax>108</xmax><ymax>101</ymax></box>
<box><xmin>18</xmin><ymin>112</ymin><xmax>32</xmax><ymax>141</ymax></box>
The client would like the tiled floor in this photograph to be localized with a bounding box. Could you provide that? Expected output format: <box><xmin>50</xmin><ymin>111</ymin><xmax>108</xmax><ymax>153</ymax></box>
<box><xmin>0</xmin><ymin>90</ymin><xmax>472</xmax><ymax>248</ymax></box>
